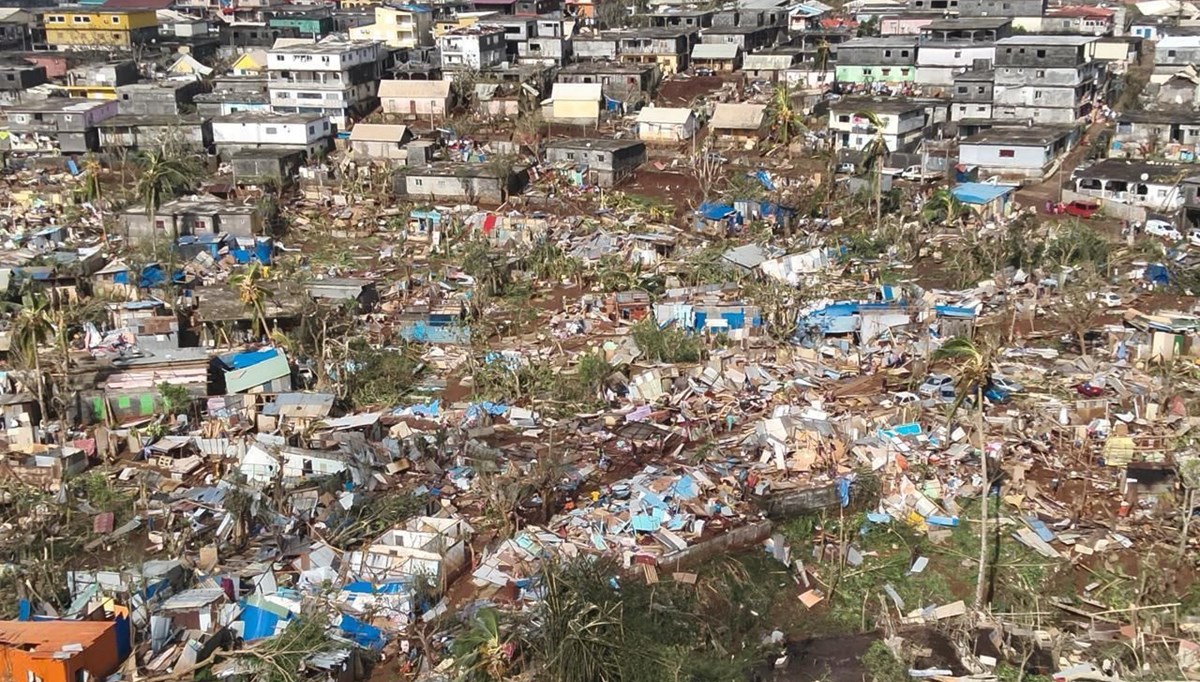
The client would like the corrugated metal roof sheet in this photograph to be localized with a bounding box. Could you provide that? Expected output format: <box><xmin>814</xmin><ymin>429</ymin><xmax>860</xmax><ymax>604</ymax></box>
<box><xmin>377</xmin><ymin>79</ymin><xmax>452</xmax><ymax>99</ymax></box>
<box><xmin>275</xmin><ymin>393</ymin><xmax>335</xmax><ymax>419</ymax></box>
<box><xmin>743</xmin><ymin>54</ymin><xmax>795</xmax><ymax>70</ymax></box>
<box><xmin>710</xmin><ymin>103</ymin><xmax>766</xmax><ymax>130</ymax></box>
<box><xmin>348</xmin><ymin>123</ymin><xmax>409</xmax><ymax>143</ymax></box>
<box><xmin>692</xmin><ymin>42</ymin><xmax>739</xmax><ymax>60</ymax></box>
<box><xmin>637</xmin><ymin>106</ymin><xmax>694</xmax><ymax>125</ymax></box>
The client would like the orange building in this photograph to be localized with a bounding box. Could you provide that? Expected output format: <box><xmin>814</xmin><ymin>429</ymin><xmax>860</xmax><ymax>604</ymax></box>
<box><xmin>0</xmin><ymin>620</ymin><xmax>122</xmax><ymax>682</ymax></box>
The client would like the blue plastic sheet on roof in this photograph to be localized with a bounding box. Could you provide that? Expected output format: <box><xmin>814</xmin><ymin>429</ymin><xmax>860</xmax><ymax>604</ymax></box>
<box><xmin>241</xmin><ymin>603</ymin><xmax>282</xmax><ymax>641</ymax></box>
<box><xmin>339</xmin><ymin>614</ymin><xmax>387</xmax><ymax>650</ymax></box>
<box><xmin>139</xmin><ymin>264</ymin><xmax>165</xmax><ymax>288</ymax></box>
<box><xmin>226</xmin><ymin>348</ymin><xmax>280</xmax><ymax>369</ymax></box>
<box><xmin>934</xmin><ymin>305</ymin><xmax>976</xmax><ymax>319</ymax></box>
<box><xmin>699</xmin><ymin>202</ymin><xmax>736</xmax><ymax>220</ymax></box>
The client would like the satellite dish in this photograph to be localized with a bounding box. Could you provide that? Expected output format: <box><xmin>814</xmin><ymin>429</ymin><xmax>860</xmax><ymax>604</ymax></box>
<box><xmin>1141</xmin><ymin>172</ymin><xmax>1150</xmax><ymax>181</ymax></box>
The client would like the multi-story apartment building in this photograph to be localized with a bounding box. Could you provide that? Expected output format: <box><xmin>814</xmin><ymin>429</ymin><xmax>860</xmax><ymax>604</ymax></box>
<box><xmin>267</xmin><ymin>39</ymin><xmax>382</xmax><ymax>129</ymax></box>
<box><xmin>914</xmin><ymin>18</ymin><xmax>1008</xmax><ymax>87</ymax></box>
<box><xmin>436</xmin><ymin>25</ymin><xmax>506</xmax><ymax>70</ymax></box>
<box><xmin>41</xmin><ymin>8</ymin><xmax>157</xmax><ymax>50</ymax></box>
<box><xmin>210</xmin><ymin>111</ymin><xmax>332</xmax><ymax>158</ymax></box>
<box><xmin>2</xmin><ymin>98</ymin><xmax>118</xmax><ymax>153</ymax></box>
<box><xmin>348</xmin><ymin>4</ymin><xmax>433</xmax><ymax>49</ymax></box>
<box><xmin>835</xmin><ymin>37</ymin><xmax>918</xmax><ymax>84</ymax></box>
<box><xmin>827</xmin><ymin>97</ymin><xmax>933</xmax><ymax>154</ymax></box>
<box><xmin>992</xmin><ymin>35</ymin><xmax>1102</xmax><ymax>125</ymax></box>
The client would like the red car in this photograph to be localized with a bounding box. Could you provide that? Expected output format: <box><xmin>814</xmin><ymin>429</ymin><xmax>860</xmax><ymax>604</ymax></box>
<box><xmin>1074</xmin><ymin>382</ymin><xmax>1105</xmax><ymax>397</ymax></box>
<box><xmin>1064</xmin><ymin>200</ymin><xmax>1101</xmax><ymax>219</ymax></box>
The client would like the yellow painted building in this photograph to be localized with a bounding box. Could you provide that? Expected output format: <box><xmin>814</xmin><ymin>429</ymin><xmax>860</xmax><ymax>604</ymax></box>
<box><xmin>43</xmin><ymin>8</ymin><xmax>158</xmax><ymax>50</ymax></box>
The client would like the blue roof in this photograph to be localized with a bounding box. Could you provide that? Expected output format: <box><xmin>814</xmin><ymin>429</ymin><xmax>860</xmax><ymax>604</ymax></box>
<box><xmin>698</xmin><ymin>202</ymin><xmax>736</xmax><ymax>220</ymax></box>
<box><xmin>952</xmin><ymin>183</ymin><xmax>1014</xmax><ymax>205</ymax></box>
<box><xmin>225</xmin><ymin>347</ymin><xmax>281</xmax><ymax>369</ymax></box>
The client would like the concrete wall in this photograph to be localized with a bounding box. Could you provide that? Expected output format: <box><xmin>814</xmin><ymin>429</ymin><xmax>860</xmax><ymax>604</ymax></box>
<box><xmin>1062</xmin><ymin>188</ymin><xmax>1147</xmax><ymax>222</ymax></box>
<box><xmin>834</xmin><ymin>64</ymin><xmax>915</xmax><ymax>83</ymax></box>
<box><xmin>403</xmin><ymin>173</ymin><xmax>505</xmax><ymax>203</ymax></box>
<box><xmin>1156</xmin><ymin>42</ymin><xmax>1200</xmax><ymax>67</ymax></box>
<box><xmin>657</xmin><ymin>520</ymin><xmax>773</xmax><ymax>571</ymax></box>
<box><xmin>959</xmin><ymin>141</ymin><xmax>1049</xmax><ymax>171</ymax></box>
<box><xmin>959</xmin><ymin>0</ymin><xmax>1043</xmax><ymax>17</ymax></box>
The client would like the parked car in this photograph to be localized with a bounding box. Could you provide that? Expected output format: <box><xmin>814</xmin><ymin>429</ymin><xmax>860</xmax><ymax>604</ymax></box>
<box><xmin>918</xmin><ymin>373</ymin><xmax>954</xmax><ymax>397</ymax></box>
<box><xmin>989</xmin><ymin>374</ymin><xmax>1024</xmax><ymax>393</ymax></box>
<box><xmin>1145</xmin><ymin>220</ymin><xmax>1182</xmax><ymax>241</ymax></box>
<box><xmin>1097</xmin><ymin>292</ymin><xmax>1123</xmax><ymax>308</ymax></box>
<box><xmin>1188</xmin><ymin>229</ymin><xmax>1200</xmax><ymax>247</ymax></box>
<box><xmin>1064</xmin><ymin>200</ymin><xmax>1101</xmax><ymax>218</ymax></box>
<box><xmin>1074</xmin><ymin>382</ymin><xmax>1105</xmax><ymax>397</ymax></box>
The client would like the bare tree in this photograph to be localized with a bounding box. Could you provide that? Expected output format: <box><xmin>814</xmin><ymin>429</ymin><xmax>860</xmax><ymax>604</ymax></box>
<box><xmin>1056</xmin><ymin>265</ymin><xmax>1106</xmax><ymax>357</ymax></box>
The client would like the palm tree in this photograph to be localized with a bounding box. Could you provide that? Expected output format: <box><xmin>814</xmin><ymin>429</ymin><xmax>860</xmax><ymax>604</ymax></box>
<box><xmin>933</xmin><ymin>335</ymin><xmax>996</xmax><ymax>612</ymax></box>
<box><xmin>135</xmin><ymin>145</ymin><xmax>201</xmax><ymax>263</ymax></box>
<box><xmin>922</xmin><ymin>188</ymin><xmax>968</xmax><ymax>233</ymax></box>
<box><xmin>767</xmin><ymin>83</ymin><xmax>804</xmax><ymax>145</ymax></box>
<box><xmin>229</xmin><ymin>263</ymin><xmax>272</xmax><ymax>341</ymax></box>
<box><xmin>450</xmin><ymin>608</ymin><xmax>515</xmax><ymax>682</ymax></box>
<box><xmin>854</xmin><ymin>110</ymin><xmax>888</xmax><ymax>229</ymax></box>
<box><xmin>10</xmin><ymin>293</ymin><xmax>53</xmax><ymax>423</ymax></box>
<box><xmin>79</xmin><ymin>155</ymin><xmax>109</xmax><ymax>243</ymax></box>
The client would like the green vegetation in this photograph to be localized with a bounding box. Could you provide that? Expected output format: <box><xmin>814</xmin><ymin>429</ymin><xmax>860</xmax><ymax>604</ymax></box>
<box><xmin>631</xmin><ymin>319</ymin><xmax>703</xmax><ymax>363</ymax></box>
<box><xmin>863</xmin><ymin>641</ymin><xmax>907</xmax><ymax>682</ymax></box>
<box><xmin>345</xmin><ymin>340</ymin><xmax>422</xmax><ymax>408</ymax></box>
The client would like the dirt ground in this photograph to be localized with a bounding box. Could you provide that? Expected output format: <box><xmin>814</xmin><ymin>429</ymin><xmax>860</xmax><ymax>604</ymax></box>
<box><xmin>658</xmin><ymin>74</ymin><xmax>739</xmax><ymax>106</ymax></box>
<box><xmin>623</xmin><ymin>168</ymin><xmax>705</xmax><ymax>212</ymax></box>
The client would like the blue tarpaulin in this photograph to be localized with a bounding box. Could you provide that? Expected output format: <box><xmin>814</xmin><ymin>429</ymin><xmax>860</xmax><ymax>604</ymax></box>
<box><xmin>340</xmin><ymin>614</ymin><xmax>387</xmax><ymax>650</ymax></box>
<box><xmin>226</xmin><ymin>348</ymin><xmax>280</xmax><ymax>369</ymax></box>
<box><xmin>1145</xmin><ymin>263</ymin><xmax>1170</xmax><ymax>285</ymax></box>
<box><xmin>837</xmin><ymin>478</ymin><xmax>851</xmax><ymax>507</ymax></box>
<box><xmin>698</xmin><ymin>202</ymin><xmax>736</xmax><ymax>220</ymax></box>
<box><xmin>754</xmin><ymin>170</ymin><xmax>776</xmax><ymax>192</ymax></box>
<box><xmin>241</xmin><ymin>603</ymin><xmax>283</xmax><ymax>641</ymax></box>
<box><xmin>139</xmin><ymin>264</ymin><xmax>165</xmax><ymax>288</ymax></box>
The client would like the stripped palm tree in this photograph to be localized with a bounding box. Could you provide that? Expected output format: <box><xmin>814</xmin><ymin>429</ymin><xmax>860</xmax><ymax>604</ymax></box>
<box><xmin>230</xmin><ymin>262</ymin><xmax>273</xmax><ymax>341</ymax></box>
<box><xmin>933</xmin><ymin>334</ymin><xmax>997</xmax><ymax>612</ymax></box>
<box><xmin>767</xmin><ymin>83</ymin><xmax>805</xmax><ymax>146</ymax></box>
<box><xmin>10</xmin><ymin>293</ymin><xmax>52</xmax><ymax>423</ymax></box>
<box><xmin>854</xmin><ymin>110</ymin><xmax>888</xmax><ymax>229</ymax></box>
<box><xmin>135</xmin><ymin>145</ymin><xmax>202</xmax><ymax>266</ymax></box>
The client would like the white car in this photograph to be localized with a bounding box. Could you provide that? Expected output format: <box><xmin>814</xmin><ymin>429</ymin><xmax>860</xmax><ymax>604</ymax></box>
<box><xmin>1098</xmin><ymin>292</ymin><xmax>1123</xmax><ymax>308</ymax></box>
<box><xmin>918</xmin><ymin>373</ymin><xmax>954</xmax><ymax>397</ymax></box>
<box><xmin>1189</xmin><ymin>229</ymin><xmax>1200</xmax><ymax>247</ymax></box>
<box><xmin>990</xmin><ymin>374</ymin><xmax>1025</xmax><ymax>393</ymax></box>
<box><xmin>1145</xmin><ymin>220</ymin><xmax>1182</xmax><ymax>241</ymax></box>
<box><xmin>889</xmin><ymin>391</ymin><xmax>920</xmax><ymax>406</ymax></box>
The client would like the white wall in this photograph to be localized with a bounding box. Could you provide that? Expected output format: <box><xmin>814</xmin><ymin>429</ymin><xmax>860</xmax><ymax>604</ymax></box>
<box><xmin>212</xmin><ymin>117</ymin><xmax>330</xmax><ymax>145</ymax></box>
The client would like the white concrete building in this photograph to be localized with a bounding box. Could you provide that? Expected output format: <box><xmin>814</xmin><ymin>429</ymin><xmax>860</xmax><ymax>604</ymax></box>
<box><xmin>827</xmin><ymin>98</ymin><xmax>929</xmax><ymax>154</ymax></box>
<box><xmin>211</xmin><ymin>111</ymin><xmax>332</xmax><ymax>158</ymax></box>
<box><xmin>915</xmin><ymin>43</ymin><xmax>996</xmax><ymax>87</ymax></box>
<box><xmin>436</xmin><ymin>25</ymin><xmax>505</xmax><ymax>70</ymax></box>
<box><xmin>267</xmin><ymin>39</ymin><xmax>382</xmax><ymax>129</ymax></box>
<box><xmin>348</xmin><ymin>5</ymin><xmax>433</xmax><ymax>49</ymax></box>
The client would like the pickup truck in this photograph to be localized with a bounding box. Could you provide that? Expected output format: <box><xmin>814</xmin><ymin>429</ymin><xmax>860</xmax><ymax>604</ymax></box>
<box><xmin>900</xmin><ymin>165</ymin><xmax>943</xmax><ymax>182</ymax></box>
